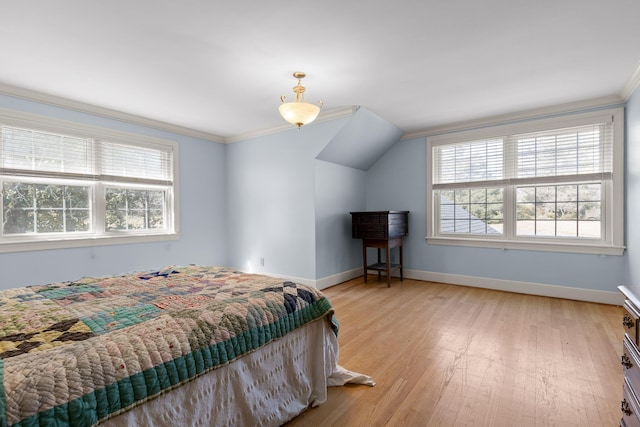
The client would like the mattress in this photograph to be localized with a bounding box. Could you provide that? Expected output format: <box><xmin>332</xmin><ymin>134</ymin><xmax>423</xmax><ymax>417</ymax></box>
<box><xmin>0</xmin><ymin>265</ymin><xmax>371</xmax><ymax>426</ymax></box>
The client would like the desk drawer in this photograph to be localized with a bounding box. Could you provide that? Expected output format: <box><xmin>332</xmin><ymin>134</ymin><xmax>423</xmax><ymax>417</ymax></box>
<box><xmin>624</xmin><ymin>301</ymin><xmax>640</xmax><ymax>345</ymax></box>
<box><xmin>623</xmin><ymin>377</ymin><xmax>640</xmax><ymax>427</ymax></box>
<box><xmin>624</xmin><ymin>335</ymin><xmax>640</xmax><ymax>391</ymax></box>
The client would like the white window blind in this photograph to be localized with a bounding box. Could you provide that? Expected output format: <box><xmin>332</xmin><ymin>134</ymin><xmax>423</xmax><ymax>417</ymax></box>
<box><xmin>432</xmin><ymin>120</ymin><xmax>613</xmax><ymax>190</ymax></box>
<box><xmin>1</xmin><ymin>125</ymin><xmax>174</xmax><ymax>186</ymax></box>
<box><xmin>99</xmin><ymin>142</ymin><xmax>173</xmax><ymax>185</ymax></box>
<box><xmin>1</xmin><ymin>125</ymin><xmax>94</xmax><ymax>179</ymax></box>
<box><xmin>512</xmin><ymin>122</ymin><xmax>613</xmax><ymax>185</ymax></box>
<box><xmin>433</xmin><ymin>138</ymin><xmax>504</xmax><ymax>189</ymax></box>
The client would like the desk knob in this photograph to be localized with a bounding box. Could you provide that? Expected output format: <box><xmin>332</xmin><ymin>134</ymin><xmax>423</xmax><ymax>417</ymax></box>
<box><xmin>624</xmin><ymin>314</ymin><xmax>635</xmax><ymax>329</ymax></box>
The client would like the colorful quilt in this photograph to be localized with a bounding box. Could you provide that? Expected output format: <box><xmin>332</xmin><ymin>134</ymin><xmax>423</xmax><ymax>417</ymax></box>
<box><xmin>0</xmin><ymin>265</ymin><xmax>335</xmax><ymax>427</ymax></box>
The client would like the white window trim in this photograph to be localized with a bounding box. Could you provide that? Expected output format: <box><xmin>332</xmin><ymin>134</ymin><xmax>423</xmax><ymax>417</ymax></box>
<box><xmin>0</xmin><ymin>108</ymin><xmax>180</xmax><ymax>253</ymax></box>
<box><xmin>426</xmin><ymin>107</ymin><xmax>625</xmax><ymax>256</ymax></box>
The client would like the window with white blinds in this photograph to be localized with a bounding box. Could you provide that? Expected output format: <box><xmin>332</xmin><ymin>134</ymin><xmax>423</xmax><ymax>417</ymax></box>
<box><xmin>513</xmin><ymin>123</ymin><xmax>612</xmax><ymax>184</ymax></box>
<box><xmin>0</xmin><ymin>112</ymin><xmax>178</xmax><ymax>252</ymax></box>
<box><xmin>1</xmin><ymin>126</ymin><xmax>173</xmax><ymax>184</ymax></box>
<box><xmin>433</xmin><ymin>138</ymin><xmax>504</xmax><ymax>188</ymax></box>
<box><xmin>433</xmin><ymin>123</ymin><xmax>613</xmax><ymax>189</ymax></box>
<box><xmin>100</xmin><ymin>142</ymin><xmax>173</xmax><ymax>185</ymax></box>
<box><xmin>1</xmin><ymin>126</ymin><xmax>94</xmax><ymax>178</ymax></box>
<box><xmin>427</xmin><ymin>108</ymin><xmax>624</xmax><ymax>255</ymax></box>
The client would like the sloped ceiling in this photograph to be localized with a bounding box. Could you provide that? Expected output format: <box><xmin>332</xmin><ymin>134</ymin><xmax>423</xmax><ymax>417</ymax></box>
<box><xmin>316</xmin><ymin>107</ymin><xmax>403</xmax><ymax>171</ymax></box>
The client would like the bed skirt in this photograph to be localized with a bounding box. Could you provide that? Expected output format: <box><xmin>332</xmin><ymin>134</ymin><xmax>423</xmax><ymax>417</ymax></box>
<box><xmin>100</xmin><ymin>317</ymin><xmax>342</xmax><ymax>426</ymax></box>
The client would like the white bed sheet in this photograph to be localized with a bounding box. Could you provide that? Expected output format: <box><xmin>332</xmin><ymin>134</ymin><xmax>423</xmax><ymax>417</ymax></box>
<box><xmin>99</xmin><ymin>317</ymin><xmax>343</xmax><ymax>427</ymax></box>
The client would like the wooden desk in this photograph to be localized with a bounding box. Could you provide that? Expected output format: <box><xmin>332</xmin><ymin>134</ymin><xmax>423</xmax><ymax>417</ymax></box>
<box><xmin>350</xmin><ymin>211</ymin><xmax>409</xmax><ymax>287</ymax></box>
<box><xmin>361</xmin><ymin>237</ymin><xmax>403</xmax><ymax>287</ymax></box>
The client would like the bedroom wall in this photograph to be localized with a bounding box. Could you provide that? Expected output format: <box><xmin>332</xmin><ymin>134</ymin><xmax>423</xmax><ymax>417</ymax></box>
<box><xmin>225</xmin><ymin>107</ymin><xmax>403</xmax><ymax>285</ymax></box>
<box><xmin>0</xmin><ymin>94</ymin><xmax>228</xmax><ymax>289</ymax></box>
<box><xmin>625</xmin><ymin>84</ymin><xmax>640</xmax><ymax>287</ymax></box>
<box><xmin>2</xmin><ymin>88</ymin><xmax>633</xmax><ymax>299</ymax></box>
<box><xmin>225</xmin><ymin>118</ymin><xmax>348</xmax><ymax>281</ymax></box>
<box><xmin>365</xmin><ymin>118</ymin><xmax>626</xmax><ymax>302</ymax></box>
<box><xmin>314</xmin><ymin>159</ymin><xmax>366</xmax><ymax>284</ymax></box>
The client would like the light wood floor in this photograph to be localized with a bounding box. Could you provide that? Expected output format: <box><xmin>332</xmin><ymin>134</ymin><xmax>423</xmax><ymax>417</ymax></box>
<box><xmin>285</xmin><ymin>275</ymin><xmax>624</xmax><ymax>427</ymax></box>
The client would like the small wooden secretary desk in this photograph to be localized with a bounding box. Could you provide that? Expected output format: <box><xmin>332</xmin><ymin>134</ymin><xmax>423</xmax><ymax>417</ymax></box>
<box><xmin>350</xmin><ymin>211</ymin><xmax>409</xmax><ymax>287</ymax></box>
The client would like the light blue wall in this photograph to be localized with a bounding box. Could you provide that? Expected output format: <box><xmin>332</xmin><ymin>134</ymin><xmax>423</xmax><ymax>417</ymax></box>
<box><xmin>2</xmin><ymin>87</ymin><xmax>637</xmax><ymax>293</ymax></box>
<box><xmin>625</xmin><ymin>84</ymin><xmax>640</xmax><ymax>288</ymax></box>
<box><xmin>225</xmin><ymin>109</ymin><xmax>401</xmax><ymax>282</ymax></box>
<box><xmin>225</xmin><ymin>119</ymin><xmax>347</xmax><ymax>279</ymax></box>
<box><xmin>315</xmin><ymin>160</ymin><xmax>366</xmax><ymax>279</ymax></box>
<box><xmin>0</xmin><ymin>98</ymin><xmax>397</xmax><ymax>288</ymax></box>
<box><xmin>0</xmin><ymin>95</ymin><xmax>228</xmax><ymax>289</ymax></box>
<box><xmin>366</xmin><ymin>133</ymin><xmax>626</xmax><ymax>293</ymax></box>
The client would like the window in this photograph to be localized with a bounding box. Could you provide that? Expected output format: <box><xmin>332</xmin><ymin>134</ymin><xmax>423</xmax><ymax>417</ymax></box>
<box><xmin>0</xmin><ymin>110</ymin><xmax>178</xmax><ymax>252</ymax></box>
<box><xmin>427</xmin><ymin>108</ymin><xmax>624</xmax><ymax>255</ymax></box>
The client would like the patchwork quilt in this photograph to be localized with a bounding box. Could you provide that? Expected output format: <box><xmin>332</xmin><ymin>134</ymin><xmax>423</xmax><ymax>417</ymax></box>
<box><xmin>0</xmin><ymin>265</ymin><xmax>335</xmax><ymax>427</ymax></box>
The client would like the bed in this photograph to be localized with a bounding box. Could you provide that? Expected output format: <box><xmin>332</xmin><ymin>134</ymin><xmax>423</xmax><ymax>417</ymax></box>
<box><xmin>0</xmin><ymin>265</ymin><xmax>373</xmax><ymax>426</ymax></box>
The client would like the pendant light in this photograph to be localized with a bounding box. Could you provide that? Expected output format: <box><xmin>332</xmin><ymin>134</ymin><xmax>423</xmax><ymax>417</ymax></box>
<box><xmin>279</xmin><ymin>72</ymin><xmax>323</xmax><ymax>128</ymax></box>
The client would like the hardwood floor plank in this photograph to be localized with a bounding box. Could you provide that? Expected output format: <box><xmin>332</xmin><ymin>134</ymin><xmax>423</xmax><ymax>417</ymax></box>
<box><xmin>285</xmin><ymin>276</ymin><xmax>624</xmax><ymax>426</ymax></box>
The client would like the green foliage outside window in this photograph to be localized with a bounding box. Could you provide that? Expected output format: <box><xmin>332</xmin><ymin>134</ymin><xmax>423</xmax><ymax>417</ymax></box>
<box><xmin>2</xmin><ymin>182</ymin><xmax>90</xmax><ymax>234</ymax></box>
<box><xmin>2</xmin><ymin>183</ymin><xmax>166</xmax><ymax>235</ymax></box>
<box><xmin>105</xmin><ymin>188</ymin><xmax>165</xmax><ymax>231</ymax></box>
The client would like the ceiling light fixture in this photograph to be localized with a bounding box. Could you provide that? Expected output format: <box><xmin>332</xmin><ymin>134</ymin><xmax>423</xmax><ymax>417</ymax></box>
<box><xmin>279</xmin><ymin>71</ymin><xmax>323</xmax><ymax>128</ymax></box>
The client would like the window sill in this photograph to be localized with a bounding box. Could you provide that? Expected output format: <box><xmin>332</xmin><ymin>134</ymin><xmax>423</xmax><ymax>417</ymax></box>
<box><xmin>0</xmin><ymin>233</ymin><xmax>180</xmax><ymax>254</ymax></box>
<box><xmin>426</xmin><ymin>235</ymin><xmax>625</xmax><ymax>256</ymax></box>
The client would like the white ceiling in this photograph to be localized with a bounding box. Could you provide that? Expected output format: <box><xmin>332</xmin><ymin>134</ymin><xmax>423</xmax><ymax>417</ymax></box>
<box><xmin>1</xmin><ymin>1</ymin><xmax>639</xmax><ymax>142</ymax></box>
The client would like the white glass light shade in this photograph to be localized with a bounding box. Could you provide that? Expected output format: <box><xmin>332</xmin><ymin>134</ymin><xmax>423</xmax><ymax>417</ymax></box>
<box><xmin>278</xmin><ymin>102</ymin><xmax>321</xmax><ymax>128</ymax></box>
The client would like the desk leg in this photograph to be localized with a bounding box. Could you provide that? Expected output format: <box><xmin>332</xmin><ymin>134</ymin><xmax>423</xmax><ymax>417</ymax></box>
<box><xmin>386</xmin><ymin>244</ymin><xmax>391</xmax><ymax>287</ymax></box>
<box><xmin>362</xmin><ymin>240</ymin><xmax>368</xmax><ymax>283</ymax></box>
<box><xmin>399</xmin><ymin>244</ymin><xmax>404</xmax><ymax>281</ymax></box>
<box><xmin>377</xmin><ymin>248</ymin><xmax>382</xmax><ymax>280</ymax></box>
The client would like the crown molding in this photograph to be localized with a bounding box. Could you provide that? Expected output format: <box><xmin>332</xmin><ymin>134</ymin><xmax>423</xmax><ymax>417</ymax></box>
<box><xmin>620</xmin><ymin>60</ymin><xmax>640</xmax><ymax>101</ymax></box>
<box><xmin>0</xmin><ymin>82</ymin><xmax>227</xmax><ymax>143</ymax></box>
<box><xmin>224</xmin><ymin>105</ymin><xmax>359</xmax><ymax>144</ymax></box>
<box><xmin>6</xmin><ymin>69</ymin><xmax>635</xmax><ymax>146</ymax></box>
<box><xmin>0</xmin><ymin>82</ymin><xmax>358</xmax><ymax>144</ymax></box>
<box><xmin>401</xmin><ymin>94</ymin><xmax>625</xmax><ymax>140</ymax></box>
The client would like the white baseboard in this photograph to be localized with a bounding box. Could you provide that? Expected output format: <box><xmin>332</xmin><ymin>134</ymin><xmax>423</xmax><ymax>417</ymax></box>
<box><xmin>257</xmin><ymin>271</ymin><xmax>317</xmax><ymax>288</ymax></box>
<box><xmin>314</xmin><ymin>268</ymin><xmax>362</xmax><ymax>290</ymax></box>
<box><xmin>254</xmin><ymin>268</ymin><xmax>361</xmax><ymax>290</ymax></box>
<box><xmin>258</xmin><ymin>267</ymin><xmax>622</xmax><ymax>305</ymax></box>
<box><xmin>404</xmin><ymin>269</ymin><xmax>622</xmax><ymax>305</ymax></box>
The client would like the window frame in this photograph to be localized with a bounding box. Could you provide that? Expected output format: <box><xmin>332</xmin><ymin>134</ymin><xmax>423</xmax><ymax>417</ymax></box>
<box><xmin>0</xmin><ymin>108</ymin><xmax>179</xmax><ymax>253</ymax></box>
<box><xmin>426</xmin><ymin>107</ymin><xmax>624</xmax><ymax>255</ymax></box>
